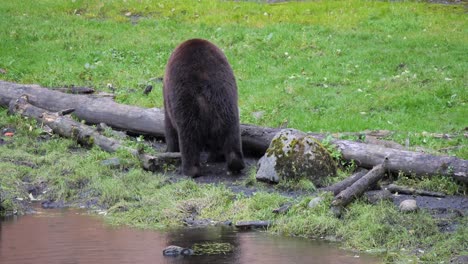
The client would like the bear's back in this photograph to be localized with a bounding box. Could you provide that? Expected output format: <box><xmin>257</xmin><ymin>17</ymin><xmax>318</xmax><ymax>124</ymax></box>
<box><xmin>163</xmin><ymin>39</ymin><xmax>239</xmax><ymax>138</ymax></box>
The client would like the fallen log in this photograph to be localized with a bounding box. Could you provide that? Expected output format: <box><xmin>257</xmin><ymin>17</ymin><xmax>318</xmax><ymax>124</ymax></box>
<box><xmin>334</xmin><ymin>140</ymin><xmax>467</xmax><ymax>183</ymax></box>
<box><xmin>332</xmin><ymin>160</ymin><xmax>388</xmax><ymax>208</ymax></box>
<box><xmin>8</xmin><ymin>95</ymin><xmax>180</xmax><ymax>172</ymax></box>
<box><xmin>384</xmin><ymin>184</ymin><xmax>445</xmax><ymax>198</ymax></box>
<box><xmin>272</xmin><ymin>202</ymin><xmax>293</xmax><ymax>214</ymax></box>
<box><xmin>0</xmin><ymin>80</ymin><xmax>165</xmax><ymax>137</ymax></box>
<box><xmin>320</xmin><ymin>169</ymin><xmax>369</xmax><ymax>195</ymax></box>
<box><xmin>52</xmin><ymin>86</ymin><xmax>95</xmax><ymax>94</ymax></box>
<box><xmin>0</xmin><ymin>80</ymin><xmax>466</xmax><ymax>182</ymax></box>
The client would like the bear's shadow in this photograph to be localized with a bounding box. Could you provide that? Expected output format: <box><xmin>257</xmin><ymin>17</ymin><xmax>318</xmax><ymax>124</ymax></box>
<box><xmin>151</xmin><ymin>139</ymin><xmax>259</xmax><ymax>184</ymax></box>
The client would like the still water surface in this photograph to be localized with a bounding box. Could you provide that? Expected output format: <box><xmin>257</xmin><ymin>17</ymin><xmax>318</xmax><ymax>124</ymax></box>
<box><xmin>0</xmin><ymin>206</ymin><xmax>381</xmax><ymax>264</ymax></box>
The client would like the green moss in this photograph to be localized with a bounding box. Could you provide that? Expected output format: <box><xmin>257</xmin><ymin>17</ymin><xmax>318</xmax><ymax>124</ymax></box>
<box><xmin>267</xmin><ymin>131</ymin><xmax>337</xmax><ymax>186</ymax></box>
<box><xmin>192</xmin><ymin>242</ymin><xmax>233</xmax><ymax>255</ymax></box>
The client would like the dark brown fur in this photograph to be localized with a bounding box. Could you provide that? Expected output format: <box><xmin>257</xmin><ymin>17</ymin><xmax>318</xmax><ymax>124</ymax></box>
<box><xmin>163</xmin><ymin>39</ymin><xmax>245</xmax><ymax>177</ymax></box>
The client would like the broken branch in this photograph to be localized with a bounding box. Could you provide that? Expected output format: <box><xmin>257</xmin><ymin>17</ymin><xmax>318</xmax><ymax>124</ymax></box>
<box><xmin>332</xmin><ymin>159</ymin><xmax>388</xmax><ymax>208</ymax></box>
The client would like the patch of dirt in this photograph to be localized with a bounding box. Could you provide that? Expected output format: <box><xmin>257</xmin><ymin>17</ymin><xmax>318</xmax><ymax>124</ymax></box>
<box><xmin>392</xmin><ymin>194</ymin><xmax>467</xmax><ymax>232</ymax></box>
<box><xmin>392</xmin><ymin>194</ymin><xmax>468</xmax><ymax>212</ymax></box>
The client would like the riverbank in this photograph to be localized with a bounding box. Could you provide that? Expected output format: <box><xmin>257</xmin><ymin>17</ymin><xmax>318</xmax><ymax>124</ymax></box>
<box><xmin>1</xmin><ymin>115</ymin><xmax>467</xmax><ymax>263</ymax></box>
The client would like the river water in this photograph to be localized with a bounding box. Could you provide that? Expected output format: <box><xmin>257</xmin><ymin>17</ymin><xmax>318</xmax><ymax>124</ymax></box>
<box><xmin>0</xmin><ymin>206</ymin><xmax>381</xmax><ymax>264</ymax></box>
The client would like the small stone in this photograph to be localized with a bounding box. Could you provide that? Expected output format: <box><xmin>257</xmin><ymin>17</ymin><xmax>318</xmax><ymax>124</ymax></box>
<box><xmin>308</xmin><ymin>196</ymin><xmax>324</xmax><ymax>209</ymax></box>
<box><xmin>41</xmin><ymin>200</ymin><xmax>65</xmax><ymax>209</ymax></box>
<box><xmin>163</xmin><ymin>245</ymin><xmax>193</xmax><ymax>256</ymax></box>
<box><xmin>399</xmin><ymin>199</ymin><xmax>418</xmax><ymax>212</ymax></box>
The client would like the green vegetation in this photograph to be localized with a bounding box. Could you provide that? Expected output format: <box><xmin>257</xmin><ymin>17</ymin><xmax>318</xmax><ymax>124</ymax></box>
<box><xmin>1</xmin><ymin>0</ymin><xmax>467</xmax><ymax>263</ymax></box>
<box><xmin>192</xmin><ymin>242</ymin><xmax>233</xmax><ymax>255</ymax></box>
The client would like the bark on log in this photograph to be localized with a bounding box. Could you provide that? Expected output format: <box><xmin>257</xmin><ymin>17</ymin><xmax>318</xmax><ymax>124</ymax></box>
<box><xmin>334</xmin><ymin>140</ymin><xmax>467</xmax><ymax>183</ymax></box>
<box><xmin>320</xmin><ymin>169</ymin><xmax>369</xmax><ymax>195</ymax></box>
<box><xmin>332</xmin><ymin>161</ymin><xmax>388</xmax><ymax>208</ymax></box>
<box><xmin>384</xmin><ymin>184</ymin><xmax>446</xmax><ymax>198</ymax></box>
<box><xmin>1</xmin><ymin>80</ymin><xmax>467</xmax><ymax>182</ymax></box>
<box><xmin>1</xmin><ymin>80</ymin><xmax>165</xmax><ymax>137</ymax></box>
<box><xmin>8</xmin><ymin>95</ymin><xmax>180</xmax><ymax>171</ymax></box>
<box><xmin>52</xmin><ymin>86</ymin><xmax>95</xmax><ymax>94</ymax></box>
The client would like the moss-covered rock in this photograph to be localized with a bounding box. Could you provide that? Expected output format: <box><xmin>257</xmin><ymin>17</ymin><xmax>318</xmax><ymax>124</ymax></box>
<box><xmin>256</xmin><ymin>129</ymin><xmax>337</xmax><ymax>186</ymax></box>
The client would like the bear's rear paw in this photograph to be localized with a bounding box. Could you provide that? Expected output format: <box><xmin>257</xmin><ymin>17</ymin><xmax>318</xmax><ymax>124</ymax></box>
<box><xmin>227</xmin><ymin>152</ymin><xmax>245</xmax><ymax>174</ymax></box>
<box><xmin>183</xmin><ymin>165</ymin><xmax>201</xmax><ymax>178</ymax></box>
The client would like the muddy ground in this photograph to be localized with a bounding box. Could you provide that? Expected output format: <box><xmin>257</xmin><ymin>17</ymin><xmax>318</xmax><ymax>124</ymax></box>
<box><xmin>147</xmin><ymin>140</ymin><xmax>468</xmax><ymax>232</ymax></box>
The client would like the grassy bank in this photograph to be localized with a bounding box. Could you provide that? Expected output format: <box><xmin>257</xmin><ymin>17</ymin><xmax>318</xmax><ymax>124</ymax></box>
<box><xmin>1</xmin><ymin>0</ymin><xmax>467</xmax><ymax>263</ymax></box>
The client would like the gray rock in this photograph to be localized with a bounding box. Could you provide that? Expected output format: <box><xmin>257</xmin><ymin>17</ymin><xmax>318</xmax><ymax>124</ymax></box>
<box><xmin>308</xmin><ymin>196</ymin><xmax>325</xmax><ymax>208</ymax></box>
<box><xmin>399</xmin><ymin>199</ymin><xmax>418</xmax><ymax>212</ymax></box>
<box><xmin>450</xmin><ymin>255</ymin><xmax>468</xmax><ymax>264</ymax></box>
<box><xmin>256</xmin><ymin>153</ymin><xmax>279</xmax><ymax>182</ymax></box>
<box><xmin>256</xmin><ymin>129</ymin><xmax>336</xmax><ymax>186</ymax></box>
<box><xmin>163</xmin><ymin>245</ymin><xmax>194</xmax><ymax>256</ymax></box>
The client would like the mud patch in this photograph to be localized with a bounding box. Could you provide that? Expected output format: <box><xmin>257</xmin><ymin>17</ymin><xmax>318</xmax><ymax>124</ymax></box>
<box><xmin>392</xmin><ymin>194</ymin><xmax>468</xmax><ymax>213</ymax></box>
<box><xmin>392</xmin><ymin>194</ymin><xmax>467</xmax><ymax>232</ymax></box>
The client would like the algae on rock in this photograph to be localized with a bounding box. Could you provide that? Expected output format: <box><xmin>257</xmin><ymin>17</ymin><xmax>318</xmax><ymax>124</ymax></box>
<box><xmin>256</xmin><ymin>129</ymin><xmax>337</xmax><ymax>186</ymax></box>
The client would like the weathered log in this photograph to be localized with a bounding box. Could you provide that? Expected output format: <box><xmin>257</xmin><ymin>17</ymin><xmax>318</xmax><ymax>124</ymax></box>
<box><xmin>334</xmin><ymin>140</ymin><xmax>467</xmax><ymax>183</ymax></box>
<box><xmin>332</xmin><ymin>160</ymin><xmax>388</xmax><ymax>208</ymax></box>
<box><xmin>272</xmin><ymin>202</ymin><xmax>293</xmax><ymax>214</ymax></box>
<box><xmin>320</xmin><ymin>169</ymin><xmax>369</xmax><ymax>195</ymax></box>
<box><xmin>8</xmin><ymin>95</ymin><xmax>180</xmax><ymax>171</ymax></box>
<box><xmin>1</xmin><ymin>80</ymin><xmax>165</xmax><ymax>137</ymax></box>
<box><xmin>0</xmin><ymin>80</ymin><xmax>467</xmax><ymax>182</ymax></box>
<box><xmin>52</xmin><ymin>86</ymin><xmax>95</xmax><ymax>94</ymax></box>
<box><xmin>384</xmin><ymin>184</ymin><xmax>446</xmax><ymax>198</ymax></box>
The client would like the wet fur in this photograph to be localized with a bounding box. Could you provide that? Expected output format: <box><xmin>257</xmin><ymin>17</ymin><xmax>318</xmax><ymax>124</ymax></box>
<box><xmin>163</xmin><ymin>39</ymin><xmax>245</xmax><ymax>177</ymax></box>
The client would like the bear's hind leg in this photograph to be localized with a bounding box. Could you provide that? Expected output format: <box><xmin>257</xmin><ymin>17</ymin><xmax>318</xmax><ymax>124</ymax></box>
<box><xmin>164</xmin><ymin>112</ymin><xmax>180</xmax><ymax>152</ymax></box>
<box><xmin>223</xmin><ymin>135</ymin><xmax>245</xmax><ymax>173</ymax></box>
<box><xmin>179</xmin><ymin>133</ymin><xmax>201</xmax><ymax>177</ymax></box>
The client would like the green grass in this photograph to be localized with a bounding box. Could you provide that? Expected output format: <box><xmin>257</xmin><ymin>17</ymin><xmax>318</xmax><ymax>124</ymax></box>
<box><xmin>1</xmin><ymin>0</ymin><xmax>466</xmax><ymax>137</ymax></box>
<box><xmin>1</xmin><ymin>1</ymin><xmax>467</xmax><ymax>263</ymax></box>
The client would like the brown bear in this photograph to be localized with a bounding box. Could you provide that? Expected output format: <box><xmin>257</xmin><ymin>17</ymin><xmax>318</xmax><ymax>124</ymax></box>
<box><xmin>163</xmin><ymin>39</ymin><xmax>245</xmax><ymax>177</ymax></box>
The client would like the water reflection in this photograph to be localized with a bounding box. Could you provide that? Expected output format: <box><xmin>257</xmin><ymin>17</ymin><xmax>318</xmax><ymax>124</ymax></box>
<box><xmin>0</xmin><ymin>207</ymin><xmax>381</xmax><ymax>264</ymax></box>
